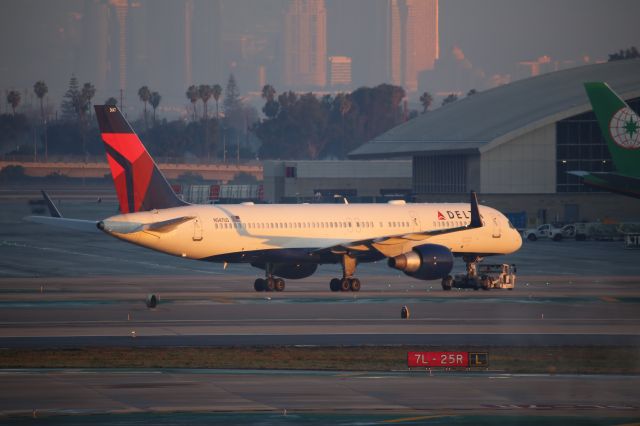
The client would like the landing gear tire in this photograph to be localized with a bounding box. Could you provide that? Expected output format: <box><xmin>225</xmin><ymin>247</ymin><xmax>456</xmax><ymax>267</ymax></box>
<box><xmin>468</xmin><ymin>278</ymin><xmax>480</xmax><ymax>290</ymax></box>
<box><xmin>340</xmin><ymin>278</ymin><xmax>351</xmax><ymax>292</ymax></box>
<box><xmin>254</xmin><ymin>278</ymin><xmax>266</xmax><ymax>292</ymax></box>
<box><xmin>265</xmin><ymin>277</ymin><xmax>276</xmax><ymax>292</ymax></box>
<box><xmin>330</xmin><ymin>278</ymin><xmax>341</xmax><ymax>292</ymax></box>
<box><xmin>349</xmin><ymin>278</ymin><xmax>361</xmax><ymax>292</ymax></box>
<box><xmin>274</xmin><ymin>278</ymin><xmax>285</xmax><ymax>292</ymax></box>
<box><xmin>441</xmin><ymin>276</ymin><xmax>453</xmax><ymax>291</ymax></box>
<box><xmin>481</xmin><ymin>276</ymin><xmax>491</xmax><ymax>291</ymax></box>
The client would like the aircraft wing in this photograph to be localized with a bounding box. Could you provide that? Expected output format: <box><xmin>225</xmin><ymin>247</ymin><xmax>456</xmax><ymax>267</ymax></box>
<box><xmin>24</xmin><ymin>216</ymin><xmax>101</xmax><ymax>233</ymax></box>
<box><xmin>98</xmin><ymin>216</ymin><xmax>195</xmax><ymax>234</ymax></box>
<box><xmin>568</xmin><ymin>171</ymin><xmax>640</xmax><ymax>198</ymax></box>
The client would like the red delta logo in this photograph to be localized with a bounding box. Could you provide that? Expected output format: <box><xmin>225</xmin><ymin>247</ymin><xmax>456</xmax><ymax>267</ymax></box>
<box><xmin>437</xmin><ymin>210</ymin><xmax>472</xmax><ymax>220</ymax></box>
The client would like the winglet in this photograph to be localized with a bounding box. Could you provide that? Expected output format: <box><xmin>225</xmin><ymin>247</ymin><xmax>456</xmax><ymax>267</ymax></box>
<box><xmin>469</xmin><ymin>191</ymin><xmax>482</xmax><ymax>228</ymax></box>
<box><xmin>41</xmin><ymin>190</ymin><xmax>62</xmax><ymax>218</ymax></box>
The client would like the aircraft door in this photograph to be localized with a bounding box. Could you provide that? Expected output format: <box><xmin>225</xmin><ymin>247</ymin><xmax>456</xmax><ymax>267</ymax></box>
<box><xmin>492</xmin><ymin>216</ymin><xmax>501</xmax><ymax>238</ymax></box>
<box><xmin>409</xmin><ymin>211</ymin><xmax>421</xmax><ymax>232</ymax></box>
<box><xmin>193</xmin><ymin>217</ymin><xmax>203</xmax><ymax>241</ymax></box>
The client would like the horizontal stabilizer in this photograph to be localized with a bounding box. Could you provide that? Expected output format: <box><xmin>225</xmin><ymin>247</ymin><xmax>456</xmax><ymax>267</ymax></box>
<box><xmin>24</xmin><ymin>216</ymin><xmax>100</xmax><ymax>233</ymax></box>
<box><xmin>41</xmin><ymin>190</ymin><xmax>62</xmax><ymax>218</ymax></box>
<box><xmin>98</xmin><ymin>216</ymin><xmax>195</xmax><ymax>234</ymax></box>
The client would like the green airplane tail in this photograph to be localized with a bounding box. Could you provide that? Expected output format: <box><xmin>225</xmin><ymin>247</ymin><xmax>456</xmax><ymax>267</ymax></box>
<box><xmin>583</xmin><ymin>82</ymin><xmax>640</xmax><ymax>178</ymax></box>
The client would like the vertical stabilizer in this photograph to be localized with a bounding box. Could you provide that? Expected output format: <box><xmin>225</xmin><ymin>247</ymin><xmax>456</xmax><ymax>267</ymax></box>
<box><xmin>584</xmin><ymin>82</ymin><xmax>640</xmax><ymax>178</ymax></box>
<box><xmin>94</xmin><ymin>106</ymin><xmax>186</xmax><ymax>214</ymax></box>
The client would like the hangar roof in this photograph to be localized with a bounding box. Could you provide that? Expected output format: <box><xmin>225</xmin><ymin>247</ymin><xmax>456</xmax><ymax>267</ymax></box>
<box><xmin>349</xmin><ymin>59</ymin><xmax>640</xmax><ymax>159</ymax></box>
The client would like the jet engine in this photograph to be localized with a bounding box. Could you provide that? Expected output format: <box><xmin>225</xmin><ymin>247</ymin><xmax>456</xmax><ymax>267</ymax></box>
<box><xmin>387</xmin><ymin>243</ymin><xmax>454</xmax><ymax>280</ymax></box>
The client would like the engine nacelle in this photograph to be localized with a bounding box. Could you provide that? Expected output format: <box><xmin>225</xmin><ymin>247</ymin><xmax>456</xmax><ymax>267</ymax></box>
<box><xmin>387</xmin><ymin>243</ymin><xmax>454</xmax><ymax>280</ymax></box>
<box><xmin>271</xmin><ymin>263</ymin><xmax>318</xmax><ymax>279</ymax></box>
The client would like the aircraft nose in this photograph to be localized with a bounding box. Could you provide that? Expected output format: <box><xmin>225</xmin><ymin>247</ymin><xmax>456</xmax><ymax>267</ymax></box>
<box><xmin>512</xmin><ymin>229</ymin><xmax>523</xmax><ymax>252</ymax></box>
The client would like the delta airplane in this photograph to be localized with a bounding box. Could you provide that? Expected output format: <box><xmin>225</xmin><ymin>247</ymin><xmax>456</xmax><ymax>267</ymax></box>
<box><xmin>569</xmin><ymin>82</ymin><xmax>640</xmax><ymax>198</ymax></box>
<box><xmin>27</xmin><ymin>105</ymin><xmax>522</xmax><ymax>292</ymax></box>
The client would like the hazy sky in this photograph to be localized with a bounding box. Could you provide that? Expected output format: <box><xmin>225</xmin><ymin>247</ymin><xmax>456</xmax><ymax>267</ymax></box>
<box><xmin>0</xmin><ymin>0</ymin><xmax>638</xmax><ymax>111</ymax></box>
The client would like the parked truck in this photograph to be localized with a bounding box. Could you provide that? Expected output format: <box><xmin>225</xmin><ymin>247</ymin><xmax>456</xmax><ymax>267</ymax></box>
<box><xmin>522</xmin><ymin>224</ymin><xmax>575</xmax><ymax>241</ymax></box>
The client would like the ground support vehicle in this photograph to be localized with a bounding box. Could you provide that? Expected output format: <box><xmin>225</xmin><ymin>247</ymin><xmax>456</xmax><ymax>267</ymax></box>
<box><xmin>441</xmin><ymin>260</ymin><xmax>516</xmax><ymax>291</ymax></box>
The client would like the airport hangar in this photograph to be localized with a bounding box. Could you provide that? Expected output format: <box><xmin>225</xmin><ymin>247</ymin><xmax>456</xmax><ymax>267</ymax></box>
<box><xmin>349</xmin><ymin>59</ymin><xmax>640</xmax><ymax>227</ymax></box>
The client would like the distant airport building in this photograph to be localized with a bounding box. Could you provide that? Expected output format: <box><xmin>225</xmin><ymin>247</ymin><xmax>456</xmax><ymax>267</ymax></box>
<box><xmin>283</xmin><ymin>0</ymin><xmax>327</xmax><ymax>89</ymax></box>
<box><xmin>328</xmin><ymin>56</ymin><xmax>352</xmax><ymax>87</ymax></box>
<box><xmin>263</xmin><ymin>160</ymin><xmax>412</xmax><ymax>203</ymax></box>
<box><xmin>389</xmin><ymin>0</ymin><xmax>439</xmax><ymax>93</ymax></box>
<box><xmin>350</xmin><ymin>59</ymin><xmax>640</xmax><ymax>224</ymax></box>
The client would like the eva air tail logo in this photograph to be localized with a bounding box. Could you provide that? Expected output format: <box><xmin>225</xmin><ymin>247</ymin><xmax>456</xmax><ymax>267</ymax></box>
<box><xmin>609</xmin><ymin>107</ymin><xmax>640</xmax><ymax>150</ymax></box>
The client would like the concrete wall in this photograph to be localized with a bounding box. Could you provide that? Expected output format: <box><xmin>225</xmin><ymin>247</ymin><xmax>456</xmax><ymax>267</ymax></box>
<box><xmin>480</xmin><ymin>123</ymin><xmax>556</xmax><ymax>193</ymax></box>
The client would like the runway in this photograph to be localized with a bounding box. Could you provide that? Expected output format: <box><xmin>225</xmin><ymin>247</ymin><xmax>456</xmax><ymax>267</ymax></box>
<box><xmin>1</xmin><ymin>369</ymin><xmax>638</xmax><ymax>419</ymax></box>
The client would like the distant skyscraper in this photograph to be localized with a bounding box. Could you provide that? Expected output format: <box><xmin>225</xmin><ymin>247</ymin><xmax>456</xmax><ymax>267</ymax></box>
<box><xmin>283</xmin><ymin>0</ymin><xmax>327</xmax><ymax>89</ymax></box>
<box><xmin>112</xmin><ymin>0</ymin><xmax>129</xmax><ymax>93</ymax></box>
<box><xmin>389</xmin><ymin>0</ymin><xmax>439</xmax><ymax>93</ymax></box>
<box><xmin>328</xmin><ymin>56</ymin><xmax>352</xmax><ymax>87</ymax></box>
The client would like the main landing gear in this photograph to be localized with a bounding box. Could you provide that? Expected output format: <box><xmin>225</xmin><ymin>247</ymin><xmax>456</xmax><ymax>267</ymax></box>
<box><xmin>329</xmin><ymin>255</ymin><xmax>361</xmax><ymax>292</ymax></box>
<box><xmin>441</xmin><ymin>255</ymin><xmax>486</xmax><ymax>291</ymax></box>
<box><xmin>254</xmin><ymin>263</ymin><xmax>286</xmax><ymax>292</ymax></box>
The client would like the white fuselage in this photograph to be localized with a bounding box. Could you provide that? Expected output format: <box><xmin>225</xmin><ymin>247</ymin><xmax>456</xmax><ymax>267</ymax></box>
<box><xmin>102</xmin><ymin>202</ymin><xmax>522</xmax><ymax>262</ymax></box>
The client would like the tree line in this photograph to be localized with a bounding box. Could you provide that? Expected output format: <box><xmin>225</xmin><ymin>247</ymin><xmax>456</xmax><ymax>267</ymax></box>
<box><xmin>3</xmin><ymin>74</ymin><xmax>423</xmax><ymax>162</ymax></box>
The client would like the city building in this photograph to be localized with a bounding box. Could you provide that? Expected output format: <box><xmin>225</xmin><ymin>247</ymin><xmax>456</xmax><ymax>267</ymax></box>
<box><xmin>283</xmin><ymin>0</ymin><xmax>327</xmax><ymax>89</ymax></box>
<box><xmin>388</xmin><ymin>0</ymin><xmax>439</xmax><ymax>93</ymax></box>
<box><xmin>349</xmin><ymin>59</ymin><xmax>640</xmax><ymax>224</ymax></box>
<box><xmin>328</xmin><ymin>56</ymin><xmax>352</xmax><ymax>87</ymax></box>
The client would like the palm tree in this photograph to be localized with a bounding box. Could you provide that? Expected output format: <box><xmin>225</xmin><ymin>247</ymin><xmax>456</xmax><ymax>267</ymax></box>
<box><xmin>212</xmin><ymin>84</ymin><xmax>222</xmax><ymax>120</ymax></box>
<box><xmin>419</xmin><ymin>91</ymin><xmax>433</xmax><ymax>113</ymax></box>
<box><xmin>7</xmin><ymin>90</ymin><xmax>21</xmax><ymax>115</ymax></box>
<box><xmin>33</xmin><ymin>81</ymin><xmax>49</xmax><ymax>161</ymax></box>
<box><xmin>198</xmin><ymin>84</ymin><xmax>212</xmax><ymax>119</ymax></box>
<box><xmin>138</xmin><ymin>86</ymin><xmax>151</xmax><ymax>129</ymax></box>
<box><xmin>261</xmin><ymin>84</ymin><xmax>279</xmax><ymax>119</ymax></box>
<box><xmin>80</xmin><ymin>82</ymin><xmax>96</xmax><ymax>120</ymax></box>
<box><xmin>261</xmin><ymin>84</ymin><xmax>276</xmax><ymax>102</ymax></box>
<box><xmin>33</xmin><ymin>81</ymin><xmax>48</xmax><ymax>122</ymax></box>
<box><xmin>186</xmin><ymin>85</ymin><xmax>199</xmax><ymax>121</ymax></box>
<box><xmin>149</xmin><ymin>92</ymin><xmax>161</xmax><ymax>125</ymax></box>
<box><xmin>337</xmin><ymin>93</ymin><xmax>352</xmax><ymax>158</ymax></box>
<box><xmin>79</xmin><ymin>82</ymin><xmax>96</xmax><ymax>157</ymax></box>
<box><xmin>105</xmin><ymin>97</ymin><xmax>118</xmax><ymax>106</ymax></box>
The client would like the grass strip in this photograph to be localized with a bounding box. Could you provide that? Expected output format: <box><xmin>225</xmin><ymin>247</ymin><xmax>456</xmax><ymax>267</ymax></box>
<box><xmin>1</xmin><ymin>346</ymin><xmax>639</xmax><ymax>374</ymax></box>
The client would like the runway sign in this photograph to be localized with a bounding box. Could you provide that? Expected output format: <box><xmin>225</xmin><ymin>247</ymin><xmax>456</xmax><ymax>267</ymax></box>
<box><xmin>407</xmin><ymin>351</ymin><xmax>468</xmax><ymax>367</ymax></box>
<box><xmin>407</xmin><ymin>351</ymin><xmax>489</xmax><ymax>368</ymax></box>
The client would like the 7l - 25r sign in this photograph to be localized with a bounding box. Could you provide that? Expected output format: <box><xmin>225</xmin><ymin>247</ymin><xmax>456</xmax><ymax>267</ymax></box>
<box><xmin>408</xmin><ymin>351</ymin><xmax>468</xmax><ymax>367</ymax></box>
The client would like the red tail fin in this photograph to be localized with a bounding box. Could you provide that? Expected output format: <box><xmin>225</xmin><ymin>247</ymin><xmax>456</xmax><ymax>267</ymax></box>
<box><xmin>94</xmin><ymin>105</ymin><xmax>186</xmax><ymax>214</ymax></box>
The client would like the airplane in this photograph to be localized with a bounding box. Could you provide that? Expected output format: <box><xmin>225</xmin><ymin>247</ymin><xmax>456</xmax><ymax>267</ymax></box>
<box><xmin>569</xmin><ymin>82</ymin><xmax>640</xmax><ymax>198</ymax></box>
<box><xmin>26</xmin><ymin>105</ymin><xmax>522</xmax><ymax>292</ymax></box>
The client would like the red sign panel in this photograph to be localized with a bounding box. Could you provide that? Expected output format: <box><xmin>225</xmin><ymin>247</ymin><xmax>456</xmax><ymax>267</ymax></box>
<box><xmin>407</xmin><ymin>351</ymin><xmax>469</xmax><ymax>368</ymax></box>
